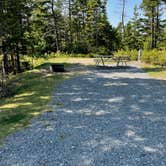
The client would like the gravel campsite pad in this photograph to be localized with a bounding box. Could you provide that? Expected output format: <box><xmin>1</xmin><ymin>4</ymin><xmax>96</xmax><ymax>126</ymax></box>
<box><xmin>0</xmin><ymin>65</ymin><xmax>166</xmax><ymax>166</ymax></box>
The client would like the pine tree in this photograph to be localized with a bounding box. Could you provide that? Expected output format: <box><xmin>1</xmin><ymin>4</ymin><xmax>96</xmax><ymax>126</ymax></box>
<box><xmin>141</xmin><ymin>0</ymin><xmax>165</xmax><ymax>49</ymax></box>
<box><xmin>130</xmin><ymin>5</ymin><xmax>144</xmax><ymax>50</ymax></box>
<box><xmin>0</xmin><ymin>0</ymin><xmax>32</xmax><ymax>74</ymax></box>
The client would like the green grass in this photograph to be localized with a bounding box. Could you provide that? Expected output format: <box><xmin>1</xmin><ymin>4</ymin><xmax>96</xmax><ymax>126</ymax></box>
<box><xmin>22</xmin><ymin>56</ymin><xmax>70</xmax><ymax>68</ymax></box>
<box><xmin>141</xmin><ymin>63</ymin><xmax>166</xmax><ymax>80</ymax></box>
<box><xmin>0</xmin><ymin>56</ymin><xmax>95</xmax><ymax>143</ymax></box>
<box><xmin>0</xmin><ymin>60</ymin><xmax>71</xmax><ymax>143</ymax></box>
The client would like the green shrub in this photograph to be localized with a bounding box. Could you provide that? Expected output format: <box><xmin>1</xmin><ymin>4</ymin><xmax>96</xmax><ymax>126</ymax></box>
<box><xmin>114</xmin><ymin>49</ymin><xmax>166</xmax><ymax>67</ymax></box>
<box><xmin>115</xmin><ymin>49</ymin><xmax>138</xmax><ymax>60</ymax></box>
<box><xmin>142</xmin><ymin>50</ymin><xmax>166</xmax><ymax>66</ymax></box>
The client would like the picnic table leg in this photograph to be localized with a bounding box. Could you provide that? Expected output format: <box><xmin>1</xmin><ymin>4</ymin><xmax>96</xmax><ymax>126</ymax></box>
<box><xmin>116</xmin><ymin>58</ymin><xmax>120</xmax><ymax>66</ymax></box>
<box><xmin>101</xmin><ymin>57</ymin><xmax>105</xmax><ymax>66</ymax></box>
<box><xmin>95</xmin><ymin>61</ymin><xmax>98</xmax><ymax>66</ymax></box>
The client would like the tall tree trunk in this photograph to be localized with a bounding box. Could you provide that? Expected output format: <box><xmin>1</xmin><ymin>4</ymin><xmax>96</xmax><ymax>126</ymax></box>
<box><xmin>155</xmin><ymin>3</ymin><xmax>160</xmax><ymax>48</ymax></box>
<box><xmin>151</xmin><ymin>7</ymin><xmax>155</xmax><ymax>49</ymax></box>
<box><xmin>51</xmin><ymin>0</ymin><xmax>60</xmax><ymax>51</ymax></box>
<box><xmin>15</xmin><ymin>42</ymin><xmax>21</xmax><ymax>73</ymax></box>
<box><xmin>82</xmin><ymin>9</ymin><xmax>85</xmax><ymax>40</ymax></box>
<box><xmin>2</xmin><ymin>52</ymin><xmax>8</xmax><ymax>75</ymax></box>
<box><xmin>2</xmin><ymin>40</ymin><xmax>8</xmax><ymax>75</ymax></box>
<box><xmin>121</xmin><ymin>0</ymin><xmax>125</xmax><ymax>38</ymax></box>
<box><xmin>68</xmin><ymin>0</ymin><xmax>73</xmax><ymax>52</ymax></box>
<box><xmin>10</xmin><ymin>53</ymin><xmax>16</xmax><ymax>75</ymax></box>
<box><xmin>76</xmin><ymin>19</ymin><xmax>79</xmax><ymax>42</ymax></box>
<box><xmin>95</xmin><ymin>8</ymin><xmax>98</xmax><ymax>50</ymax></box>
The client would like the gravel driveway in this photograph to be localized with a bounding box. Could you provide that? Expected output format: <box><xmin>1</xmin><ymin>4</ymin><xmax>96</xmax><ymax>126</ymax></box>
<box><xmin>0</xmin><ymin>65</ymin><xmax>166</xmax><ymax>166</ymax></box>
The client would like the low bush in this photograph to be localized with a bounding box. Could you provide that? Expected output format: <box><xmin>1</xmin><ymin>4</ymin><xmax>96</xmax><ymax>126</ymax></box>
<box><xmin>115</xmin><ymin>49</ymin><xmax>166</xmax><ymax>67</ymax></box>
<box><xmin>142</xmin><ymin>50</ymin><xmax>166</xmax><ymax>66</ymax></box>
<box><xmin>114</xmin><ymin>49</ymin><xmax>138</xmax><ymax>60</ymax></box>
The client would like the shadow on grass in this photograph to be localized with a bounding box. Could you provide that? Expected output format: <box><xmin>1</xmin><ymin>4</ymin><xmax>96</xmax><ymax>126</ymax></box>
<box><xmin>0</xmin><ymin>66</ymin><xmax>66</xmax><ymax>142</ymax></box>
<box><xmin>34</xmin><ymin>62</ymin><xmax>73</xmax><ymax>70</ymax></box>
<box><xmin>0</xmin><ymin>61</ymin><xmax>94</xmax><ymax>142</ymax></box>
<box><xmin>143</xmin><ymin>67</ymin><xmax>166</xmax><ymax>73</ymax></box>
<box><xmin>96</xmin><ymin>65</ymin><xmax>130</xmax><ymax>70</ymax></box>
<box><xmin>0</xmin><ymin>114</ymin><xmax>26</xmax><ymax>125</ymax></box>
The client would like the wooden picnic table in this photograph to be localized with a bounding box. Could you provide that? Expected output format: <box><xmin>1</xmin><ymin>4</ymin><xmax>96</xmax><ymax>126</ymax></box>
<box><xmin>94</xmin><ymin>55</ymin><xmax>129</xmax><ymax>67</ymax></box>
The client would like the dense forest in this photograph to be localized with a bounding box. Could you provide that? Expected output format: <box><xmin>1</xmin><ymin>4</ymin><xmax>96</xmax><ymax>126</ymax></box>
<box><xmin>0</xmin><ymin>0</ymin><xmax>166</xmax><ymax>97</ymax></box>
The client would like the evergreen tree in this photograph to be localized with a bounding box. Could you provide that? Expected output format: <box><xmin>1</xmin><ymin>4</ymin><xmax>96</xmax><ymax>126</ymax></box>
<box><xmin>141</xmin><ymin>0</ymin><xmax>165</xmax><ymax>49</ymax></box>
<box><xmin>0</xmin><ymin>0</ymin><xmax>121</xmax><ymax>57</ymax></box>
<box><xmin>0</xmin><ymin>0</ymin><xmax>32</xmax><ymax>74</ymax></box>
<box><xmin>130</xmin><ymin>5</ymin><xmax>144</xmax><ymax>50</ymax></box>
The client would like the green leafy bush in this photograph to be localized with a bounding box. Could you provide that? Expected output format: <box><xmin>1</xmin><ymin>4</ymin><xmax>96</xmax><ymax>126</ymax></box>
<box><xmin>115</xmin><ymin>49</ymin><xmax>166</xmax><ymax>67</ymax></box>
<box><xmin>142</xmin><ymin>50</ymin><xmax>166</xmax><ymax>66</ymax></box>
<box><xmin>115</xmin><ymin>49</ymin><xmax>138</xmax><ymax>60</ymax></box>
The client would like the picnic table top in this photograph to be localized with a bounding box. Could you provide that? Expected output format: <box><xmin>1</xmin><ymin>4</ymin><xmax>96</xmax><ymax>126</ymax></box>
<box><xmin>94</xmin><ymin>54</ymin><xmax>130</xmax><ymax>67</ymax></box>
<box><xmin>96</xmin><ymin>54</ymin><xmax>130</xmax><ymax>59</ymax></box>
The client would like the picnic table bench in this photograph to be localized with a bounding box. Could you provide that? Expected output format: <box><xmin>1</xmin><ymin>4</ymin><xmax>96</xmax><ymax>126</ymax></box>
<box><xmin>94</xmin><ymin>54</ymin><xmax>130</xmax><ymax>67</ymax></box>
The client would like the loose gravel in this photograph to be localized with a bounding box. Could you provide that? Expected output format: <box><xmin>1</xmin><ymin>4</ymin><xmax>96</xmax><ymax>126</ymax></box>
<box><xmin>0</xmin><ymin>65</ymin><xmax>166</xmax><ymax>166</ymax></box>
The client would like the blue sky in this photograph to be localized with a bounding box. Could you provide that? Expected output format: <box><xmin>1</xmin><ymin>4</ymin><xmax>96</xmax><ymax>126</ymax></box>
<box><xmin>106</xmin><ymin>0</ymin><xmax>142</xmax><ymax>27</ymax></box>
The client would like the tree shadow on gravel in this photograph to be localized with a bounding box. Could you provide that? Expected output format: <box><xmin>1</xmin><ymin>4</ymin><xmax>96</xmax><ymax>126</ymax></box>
<box><xmin>0</xmin><ymin>66</ymin><xmax>166</xmax><ymax>166</ymax></box>
<box><xmin>143</xmin><ymin>67</ymin><xmax>166</xmax><ymax>73</ymax></box>
<box><xmin>95</xmin><ymin>65</ymin><xmax>146</xmax><ymax>73</ymax></box>
<box><xmin>48</xmin><ymin>67</ymin><xmax>166</xmax><ymax>165</ymax></box>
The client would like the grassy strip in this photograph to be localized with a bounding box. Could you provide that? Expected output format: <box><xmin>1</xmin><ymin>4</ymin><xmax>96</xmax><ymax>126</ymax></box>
<box><xmin>141</xmin><ymin>63</ymin><xmax>166</xmax><ymax>80</ymax></box>
<box><xmin>0</xmin><ymin>56</ymin><xmax>94</xmax><ymax>143</ymax></box>
<box><xmin>0</xmin><ymin>62</ymin><xmax>70</xmax><ymax>143</ymax></box>
<box><xmin>22</xmin><ymin>56</ymin><xmax>95</xmax><ymax>68</ymax></box>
